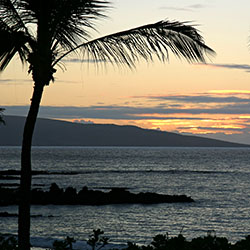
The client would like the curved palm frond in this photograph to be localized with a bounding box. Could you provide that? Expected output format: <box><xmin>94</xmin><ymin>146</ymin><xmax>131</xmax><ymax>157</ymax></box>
<box><xmin>50</xmin><ymin>0</ymin><xmax>110</xmax><ymax>51</ymax></box>
<box><xmin>54</xmin><ymin>20</ymin><xmax>215</xmax><ymax>68</ymax></box>
<box><xmin>0</xmin><ymin>22</ymin><xmax>32</xmax><ymax>70</ymax></box>
<box><xmin>0</xmin><ymin>0</ymin><xmax>28</xmax><ymax>32</ymax></box>
<box><xmin>0</xmin><ymin>0</ymin><xmax>34</xmax><ymax>71</ymax></box>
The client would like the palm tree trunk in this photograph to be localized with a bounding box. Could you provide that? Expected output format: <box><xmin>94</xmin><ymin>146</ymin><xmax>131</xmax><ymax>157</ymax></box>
<box><xmin>18</xmin><ymin>83</ymin><xmax>44</xmax><ymax>250</ymax></box>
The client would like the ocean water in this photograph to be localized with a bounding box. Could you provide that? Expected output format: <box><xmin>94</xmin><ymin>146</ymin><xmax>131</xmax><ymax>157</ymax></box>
<box><xmin>0</xmin><ymin>147</ymin><xmax>250</xmax><ymax>247</ymax></box>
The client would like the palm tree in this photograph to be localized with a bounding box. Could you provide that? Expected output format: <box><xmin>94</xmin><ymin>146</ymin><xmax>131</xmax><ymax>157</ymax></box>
<box><xmin>0</xmin><ymin>0</ymin><xmax>214</xmax><ymax>249</ymax></box>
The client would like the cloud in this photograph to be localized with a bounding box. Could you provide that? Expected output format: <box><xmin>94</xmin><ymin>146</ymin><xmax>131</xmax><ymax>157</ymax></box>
<box><xmin>160</xmin><ymin>4</ymin><xmax>207</xmax><ymax>12</ymax></box>
<box><xmin>179</xmin><ymin>126</ymin><xmax>243</xmax><ymax>132</ymax></box>
<box><xmin>0</xmin><ymin>78</ymin><xmax>79</xmax><ymax>85</ymax></box>
<box><xmin>208</xmin><ymin>90</ymin><xmax>250</xmax><ymax>95</ymax></box>
<box><xmin>200</xmin><ymin>63</ymin><xmax>250</xmax><ymax>73</ymax></box>
<box><xmin>0</xmin><ymin>79</ymin><xmax>32</xmax><ymax>85</ymax></box>
<box><xmin>189</xmin><ymin>4</ymin><xmax>205</xmax><ymax>9</ymax></box>
<box><xmin>73</xmin><ymin>119</ymin><xmax>95</xmax><ymax>124</ymax></box>
<box><xmin>4</xmin><ymin>100</ymin><xmax>250</xmax><ymax>144</ymax></box>
<box><xmin>3</xmin><ymin>102</ymin><xmax>250</xmax><ymax>121</ymax></box>
<box><xmin>146</xmin><ymin>95</ymin><xmax>250</xmax><ymax>103</ymax></box>
<box><xmin>161</xmin><ymin>7</ymin><xmax>193</xmax><ymax>12</ymax></box>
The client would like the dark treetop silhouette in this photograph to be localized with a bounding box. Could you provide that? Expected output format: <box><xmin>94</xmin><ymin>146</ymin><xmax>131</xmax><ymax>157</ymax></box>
<box><xmin>0</xmin><ymin>0</ymin><xmax>214</xmax><ymax>249</ymax></box>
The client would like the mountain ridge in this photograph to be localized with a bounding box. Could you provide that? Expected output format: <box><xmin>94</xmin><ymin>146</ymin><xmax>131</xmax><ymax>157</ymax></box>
<box><xmin>0</xmin><ymin>115</ymin><xmax>249</xmax><ymax>147</ymax></box>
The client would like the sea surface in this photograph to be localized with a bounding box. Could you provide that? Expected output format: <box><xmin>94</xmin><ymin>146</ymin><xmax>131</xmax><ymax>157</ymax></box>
<box><xmin>0</xmin><ymin>147</ymin><xmax>250</xmax><ymax>248</ymax></box>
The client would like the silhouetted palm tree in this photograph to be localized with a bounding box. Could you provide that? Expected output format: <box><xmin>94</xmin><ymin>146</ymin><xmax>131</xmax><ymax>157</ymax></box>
<box><xmin>0</xmin><ymin>0</ymin><xmax>214</xmax><ymax>249</ymax></box>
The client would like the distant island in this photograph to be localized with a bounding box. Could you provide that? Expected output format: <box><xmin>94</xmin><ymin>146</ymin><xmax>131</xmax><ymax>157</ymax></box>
<box><xmin>0</xmin><ymin>115</ymin><xmax>249</xmax><ymax>147</ymax></box>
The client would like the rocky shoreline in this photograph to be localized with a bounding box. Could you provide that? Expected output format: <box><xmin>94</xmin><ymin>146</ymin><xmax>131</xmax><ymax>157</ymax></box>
<box><xmin>0</xmin><ymin>183</ymin><xmax>194</xmax><ymax>205</ymax></box>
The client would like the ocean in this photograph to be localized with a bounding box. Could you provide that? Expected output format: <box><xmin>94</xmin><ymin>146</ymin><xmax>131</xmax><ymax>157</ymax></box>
<box><xmin>0</xmin><ymin>147</ymin><xmax>250</xmax><ymax>248</ymax></box>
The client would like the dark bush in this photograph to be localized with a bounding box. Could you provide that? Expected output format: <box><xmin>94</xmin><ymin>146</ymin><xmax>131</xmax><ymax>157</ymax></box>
<box><xmin>1</xmin><ymin>230</ymin><xmax>250</xmax><ymax>250</ymax></box>
<box><xmin>0</xmin><ymin>234</ymin><xmax>18</xmax><ymax>250</ymax></box>
<box><xmin>52</xmin><ymin>236</ymin><xmax>75</xmax><ymax>250</ymax></box>
<box><xmin>190</xmin><ymin>235</ymin><xmax>230</xmax><ymax>250</ymax></box>
<box><xmin>232</xmin><ymin>235</ymin><xmax>250</xmax><ymax>250</ymax></box>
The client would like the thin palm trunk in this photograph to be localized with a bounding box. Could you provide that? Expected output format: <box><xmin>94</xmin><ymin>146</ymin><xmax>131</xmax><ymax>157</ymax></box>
<box><xmin>18</xmin><ymin>84</ymin><xmax>44</xmax><ymax>250</ymax></box>
<box><xmin>0</xmin><ymin>109</ymin><xmax>4</xmax><ymax>124</ymax></box>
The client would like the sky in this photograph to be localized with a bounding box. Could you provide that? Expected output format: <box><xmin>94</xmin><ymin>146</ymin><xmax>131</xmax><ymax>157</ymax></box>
<box><xmin>1</xmin><ymin>0</ymin><xmax>250</xmax><ymax>144</ymax></box>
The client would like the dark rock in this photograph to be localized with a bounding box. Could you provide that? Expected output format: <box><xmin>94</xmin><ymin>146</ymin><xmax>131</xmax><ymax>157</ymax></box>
<box><xmin>0</xmin><ymin>212</ymin><xmax>46</xmax><ymax>218</ymax></box>
<box><xmin>0</xmin><ymin>212</ymin><xmax>17</xmax><ymax>217</ymax></box>
<box><xmin>0</xmin><ymin>183</ymin><xmax>194</xmax><ymax>206</ymax></box>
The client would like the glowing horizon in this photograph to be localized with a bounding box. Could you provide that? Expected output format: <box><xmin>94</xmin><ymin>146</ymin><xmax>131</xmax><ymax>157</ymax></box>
<box><xmin>1</xmin><ymin>0</ymin><xmax>250</xmax><ymax>144</ymax></box>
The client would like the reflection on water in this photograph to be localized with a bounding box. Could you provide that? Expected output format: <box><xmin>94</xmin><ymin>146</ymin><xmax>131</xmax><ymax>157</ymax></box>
<box><xmin>0</xmin><ymin>147</ymin><xmax>250</xmax><ymax>244</ymax></box>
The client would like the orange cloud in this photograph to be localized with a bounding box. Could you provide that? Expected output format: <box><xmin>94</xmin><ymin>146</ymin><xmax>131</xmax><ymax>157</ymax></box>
<box><xmin>208</xmin><ymin>90</ymin><xmax>250</xmax><ymax>95</ymax></box>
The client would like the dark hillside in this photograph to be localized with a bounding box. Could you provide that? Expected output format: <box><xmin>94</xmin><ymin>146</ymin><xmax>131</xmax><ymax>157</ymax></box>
<box><xmin>0</xmin><ymin>116</ymin><xmax>248</xmax><ymax>147</ymax></box>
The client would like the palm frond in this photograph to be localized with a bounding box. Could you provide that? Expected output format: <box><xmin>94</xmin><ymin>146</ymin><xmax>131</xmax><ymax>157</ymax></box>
<box><xmin>0</xmin><ymin>0</ymin><xmax>28</xmax><ymax>32</ymax></box>
<box><xmin>54</xmin><ymin>20</ymin><xmax>215</xmax><ymax>67</ymax></box>
<box><xmin>0</xmin><ymin>0</ymin><xmax>35</xmax><ymax>70</ymax></box>
<box><xmin>17</xmin><ymin>0</ymin><xmax>110</xmax><ymax>52</ymax></box>
<box><xmin>0</xmin><ymin>22</ymin><xmax>31</xmax><ymax>70</ymax></box>
<box><xmin>50</xmin><ymin>0</ymin><xmax>110</xmax><ymax>51</ymax></box>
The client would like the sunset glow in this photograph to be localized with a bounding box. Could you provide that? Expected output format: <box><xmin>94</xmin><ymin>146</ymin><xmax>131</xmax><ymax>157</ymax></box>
<box><xmin>1</xmin><ymin>0</ymin><xmax>250</xmax><ymax>144</ymax></box>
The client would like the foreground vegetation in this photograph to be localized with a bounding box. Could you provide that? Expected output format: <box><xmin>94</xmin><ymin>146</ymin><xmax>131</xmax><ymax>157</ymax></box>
<box><xmin>1</xmin><ymin>229</ymin><xmax>250</xmax><ymax>250</ymax></box>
